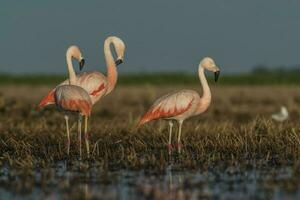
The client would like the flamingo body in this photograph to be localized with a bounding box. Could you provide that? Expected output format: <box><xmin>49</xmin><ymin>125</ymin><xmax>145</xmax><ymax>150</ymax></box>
<box><xmin>75</xmin><ymin>71</ymin><xmax>108</xmax><ymax>102</ymax></box>
<box><xmin>55</xmin><ymin>85</ymin><xmax>93</xmax><ymax>116</ymax></box>
<box><xmin>39</xmin><ymin>71</ymin><xmax>108</xmax><ymax>107</ymax></box>
<box><xmin>138</xmin><ymin>90</ymin><xmax>202</xmax><ymax>126</ymax></box>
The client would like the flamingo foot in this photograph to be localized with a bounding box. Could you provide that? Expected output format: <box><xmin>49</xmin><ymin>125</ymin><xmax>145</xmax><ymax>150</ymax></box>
<box><xmin>167</xmin><ymin>144</ymin><xmax>173</xmax><ymax>155</ymax></box>
<box><xmin>176</xmin><ymin>142</ymin><xmax>183</xmax><ymax>154</ymax></box>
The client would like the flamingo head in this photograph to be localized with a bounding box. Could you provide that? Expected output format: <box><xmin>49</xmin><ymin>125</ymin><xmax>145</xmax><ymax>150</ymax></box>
<box><xmin>111</xmin><ymin>36</ymin><xmax>125</xmax><ymax>66</ymax></box>
<box><xmin>66</xmin><ymin>45</ymin><xmax>85</xmax><ymax>71</ymax></box>
<box><xmin>79</xmin><ymin>58</ymin><xmax>85</xmax><ymax>71</ymax></box>
<box><xmin>200</xmin><ymin>57</ymin><xmax>220</xmax><ymax>82</ymax></box>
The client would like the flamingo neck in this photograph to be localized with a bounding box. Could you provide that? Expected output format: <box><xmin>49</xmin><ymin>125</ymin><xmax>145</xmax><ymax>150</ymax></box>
<box><xmin>196</xmin><ymin>66</ymin><xmax>211</xmax><ymax>114</ymax></box>
<box><xmin>104</xmin><ymin>38</ymin><xmax>118</xmax><ymax>95</ymax></box>
<box><xmin>199</xmin><ymin>66</ymin><xmax>211</xmax><ymax>100</ymax></box>
<box><xmin>66</xmin><ymin>53</ymin><xmax>77</xmax><ymax>85</ymax></box>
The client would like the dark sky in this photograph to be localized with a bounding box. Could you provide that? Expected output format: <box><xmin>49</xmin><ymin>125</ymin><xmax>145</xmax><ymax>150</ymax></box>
<box><xmin>1</xmin><ymin>0</ymin><xmax>300</xmax><ymax>74</ymax></box>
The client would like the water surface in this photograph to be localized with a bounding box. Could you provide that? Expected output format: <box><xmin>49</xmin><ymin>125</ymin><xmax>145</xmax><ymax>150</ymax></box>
<box><xmin>0</xmin><ymin>162</ymin><xmax>300</xmax><ymax>200</ymax></box>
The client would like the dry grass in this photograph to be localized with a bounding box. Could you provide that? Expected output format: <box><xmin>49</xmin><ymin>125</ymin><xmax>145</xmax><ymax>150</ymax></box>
<box><xmin>1</xmin><ymin>85</ymin><xmax>300</xmax><ymax>171</ymax></box>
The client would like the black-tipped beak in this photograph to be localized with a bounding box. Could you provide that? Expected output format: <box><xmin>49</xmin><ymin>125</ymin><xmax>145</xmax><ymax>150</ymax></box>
<box><xmin>79</xmin><ymin>59</ymin><xmax>85</xmax><ymax>71</ymax></box>
<box><xmin>115</xmin><ymin>59</ymin><xmax>123</xmax><ymax>66</ymax></box>
<box><xmin>214</xmin><ymin>70</ymin><xmax>220</xmax><ymax>82</ymax></box>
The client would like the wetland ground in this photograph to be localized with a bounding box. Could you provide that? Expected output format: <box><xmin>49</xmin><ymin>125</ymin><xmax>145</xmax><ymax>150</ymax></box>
<box><xmin>1</xmin><ymin>84</ymin><xmax>300</xmax><ymax>199</ymax></box>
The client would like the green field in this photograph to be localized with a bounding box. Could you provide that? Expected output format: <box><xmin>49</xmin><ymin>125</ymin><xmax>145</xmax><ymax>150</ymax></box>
<box><xmin>1</xmin><ymin>70</ymin><xmax>300</xmax><ymax>85</ymax></box>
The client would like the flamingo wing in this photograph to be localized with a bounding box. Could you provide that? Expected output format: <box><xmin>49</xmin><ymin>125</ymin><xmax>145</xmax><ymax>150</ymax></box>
<box><xmin>55</xmin><ymin>85</ymin><xmax>93</xmax><ymax>116</ymax></box>
<box><xmin>39</xmin><ymin>90</ymin><xmax>56</xmax><ymax>107</ymax></box>
<box><xmin>38</xmin><ymin>78</ymin><xmax>73</xmax><ymax>108</ymax></box>
<box><xmin>38</xmin><ymin>71</ymin><xmax>108</xmax><ymax>107</ymax></box>
<box><xmin>76</xmin><ymin>71</ymin><xmax>108</xmax><ymax>98</ymax></box>
<box><xmin>138</xmin><ymin>90</ymin><xmax>196</xmax><ymax>126</ymax></box>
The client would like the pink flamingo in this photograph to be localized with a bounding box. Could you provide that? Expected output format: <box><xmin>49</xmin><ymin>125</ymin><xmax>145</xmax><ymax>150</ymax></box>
<box><xmin>39</xmin><ymin>36</ymin><xmax>125</xmax><ymax>107</ymax></box>
<box><xmin>54</xmin><ymin>45</ymin><xmax>92</xmax><ymax>157</ymax></box>
<box><xmin>138</xmin><ymin>57</ymin><xmax>220</xmax><ymax>154</ymax></box>
<box><xmin>39</xmin><ymin>36</ymin><xmax>125</xmax><ymax>155</ymax></box>
<box><xmin>55</xmin><ymin>86</ymin><xmax>92</xmax><ymax>158</ymax></box>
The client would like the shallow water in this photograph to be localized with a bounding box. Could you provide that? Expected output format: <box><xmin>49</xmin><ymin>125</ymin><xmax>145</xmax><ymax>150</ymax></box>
<box><xmin>0</xmin><ymin>163</ymin><xmax>300</xmax><ymax>200</ymax></box>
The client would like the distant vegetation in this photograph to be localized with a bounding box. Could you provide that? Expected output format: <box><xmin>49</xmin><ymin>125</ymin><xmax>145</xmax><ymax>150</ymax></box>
<box><xmin>1</xmin><ymin>67</ymin><xmax>300</xmax><ymax>85</ymax></box>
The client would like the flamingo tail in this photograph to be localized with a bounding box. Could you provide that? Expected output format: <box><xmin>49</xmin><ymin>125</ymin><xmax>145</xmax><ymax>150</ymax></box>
<box><xmin>38</xmin><ymin>91</ymin><xmax>55</xmax><ymax>108</ymax></box>
<box><xmin>137</xmin><ymin>117</ymin><xmax>150</xmax><ymax>127</ymax></box>
<box><xmin>137</xmin><ymin>110</ymin><xmax>157</xmax><ymax>127</ymax></box>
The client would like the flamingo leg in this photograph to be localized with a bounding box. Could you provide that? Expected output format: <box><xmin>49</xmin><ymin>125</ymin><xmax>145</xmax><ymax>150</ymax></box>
<box><xmin>168</xmin><ymin>121</ymin><xmax>173</xmax><ymax>155</ymax></box>
<box><xmin>84</xmin><ymin>116</ymin><xmax>90</xmax><ymax>158</ymax></box>
<box><xmin>177</xmin><ymin>120</ymin><xmax>183</xmax><ymax>154</ymax></box>
<box><xmin>78</xmin><ymin>115</ymin><xmax>82</xmax><ymax>159</ymax></box>
<box><xmin>65</xmin><ymin>115</ymin><xmax>70</xmax><ymax>156</ymax></box>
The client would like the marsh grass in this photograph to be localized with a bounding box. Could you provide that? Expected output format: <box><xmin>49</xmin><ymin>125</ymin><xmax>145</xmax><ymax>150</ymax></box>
<box><xmin>2</xmin><ymin>85</ymin><xmax>300</xmax><ymax>198</ymax></box>
<box><xmin>1</xmin><ymin>85</ymin><xmax>300</xmax><ymax>173</ymax></box>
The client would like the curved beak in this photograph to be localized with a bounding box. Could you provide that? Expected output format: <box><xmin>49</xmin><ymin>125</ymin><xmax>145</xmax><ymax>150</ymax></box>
<box><xmin>115</xmin><ymin>58</ymin><xmax>123</xmax><ymax>66</ymax></box>
<box><xmin>79</xmin><ymin>59</ymin><xmax>85</xmax><ymax>71</ymax></box>
<box><xmin>214</xmin><ymin>70</ymin><xmax>220</xmax><ymax>82</ymax></box>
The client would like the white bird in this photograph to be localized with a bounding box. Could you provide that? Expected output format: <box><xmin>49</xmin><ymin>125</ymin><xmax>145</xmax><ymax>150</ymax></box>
<box><xmin>271</xmin><ymin>106</ymin><xmax>288</xmax><ymax>122</ymax></box>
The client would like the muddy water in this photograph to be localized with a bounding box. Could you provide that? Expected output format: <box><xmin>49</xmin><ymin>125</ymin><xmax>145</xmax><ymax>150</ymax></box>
<box><xmin>0</xmin><ymin>163</ymin><xmax>300</xmax><ymax>200</ymax></box>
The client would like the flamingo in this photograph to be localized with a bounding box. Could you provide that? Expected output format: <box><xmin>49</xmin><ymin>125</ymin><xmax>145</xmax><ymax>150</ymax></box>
<box><xmin>55</xmin><ymin>85</ymin><xmax>92</xmax><ymax>158</ymax></box>
<box><xmin>39</xmin><ymin>36</ymin><xmax>125</xmax><ymax>107</ymax></box>
<box><xmin>39</xmin><ymin>36</ymin><xmax>125</xmax><ymax>155</ymax></box>
<box><xmin>54</xmin><ymin>45</ymin><xmax>93</xmax><ymax>158</ymax></box>
<box><xmin>138</xmin><ymin>57</ymin><xmax>220</xmax><ymax>154</ymax></box>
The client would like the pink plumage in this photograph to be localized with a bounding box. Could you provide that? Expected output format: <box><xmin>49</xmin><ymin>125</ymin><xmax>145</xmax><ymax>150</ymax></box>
<box><xmin>138</xmin><ymin>57</ymin><xmax>221</xmax><ymax>155</ymax></box>
<box><xmin>39</xmin><ymin>72</ymin><xmax>108</xmax><ymax>107</ymax></box>
<box><xmin>39</xmin><ymin>36</ymin><xmax>125</xmax><ymax>108</ymax></box>
<box><xmin>39</xmin><ymin>38</ymin><xmax>125</xmax><ymax>158</ymax></box>
<box><xmin>55</xmin><ymin>85</ymin><xmax>93</xmax><ymax>116</ymax></box>
<box><xmin>138</xmin><ymin>90</ymin><xmax>198</xmax><ymax>126</ymax></box>
<box><xmin>62</xmin><ymin>71</ymin><xmax>108</xmax><ymax>104</ymax></box>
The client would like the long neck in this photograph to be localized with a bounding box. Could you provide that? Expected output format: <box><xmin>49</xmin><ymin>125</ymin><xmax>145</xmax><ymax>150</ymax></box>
<box><xmin>104</xmin><ymin>39</ymin><xmax>118</xmax><ymax>94</ymax></box>
<box><xmin>66</xmin><ymin>54</ymin><xmax>77</xmax><ymax>85</ymax></box>
<box><xmin>199</xmin><ymin>66</ymin><xmax>211</xmax><ymax>101</ymax></box>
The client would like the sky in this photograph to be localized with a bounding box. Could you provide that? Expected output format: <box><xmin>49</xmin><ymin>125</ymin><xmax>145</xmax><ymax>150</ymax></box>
<box><xmin>1</xmin><ymin>0</ymin><xmax>300</xmax><ymax>74</ymax></box>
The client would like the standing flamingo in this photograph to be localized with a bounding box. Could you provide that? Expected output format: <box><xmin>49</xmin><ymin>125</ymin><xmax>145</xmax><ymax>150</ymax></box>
<box><xmin>39</xmin><ymin>36</ymin><xmax>125</xmax><ymax>107</ymax></box>
<box><xmin>39</xmin><ymin>36</ymin><xmax>125</xmax><ymax>156</ymax></box>
<box><xmin>53</xmin><ymin>45</ymin><xmax>92</xmax><ymax>158</ymax></box>
<box><xmin>138</xmin><ymin>57</ymin><xmax>220</xmax><ymax>154</ymax></box>
<box><xmin>55</xmin><ymin>85</ymin><xmax>92</xmax><ymax>158</ymax></box>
